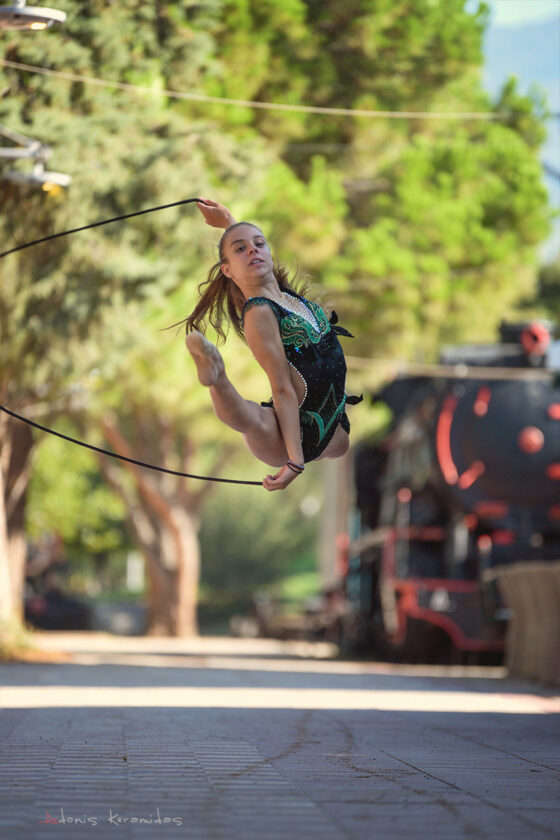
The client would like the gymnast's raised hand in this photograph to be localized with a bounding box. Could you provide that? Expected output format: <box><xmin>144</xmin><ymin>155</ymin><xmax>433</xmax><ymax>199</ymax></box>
<box><xmin>182</xmin><ymin>198</ymin><xmax>358</xmax><ymax>491</ymax></box>
<box><xmin>195</xmin><ymin>198</ymin><xmax>236</xmax><ymax>230</ymax></box>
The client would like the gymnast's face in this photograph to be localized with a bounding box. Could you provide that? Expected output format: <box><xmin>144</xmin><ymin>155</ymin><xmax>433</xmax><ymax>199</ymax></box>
<box><xmin>220</xmin><ymin>224</ymin><xmax>274</xmax><ymax>285</ymax></box>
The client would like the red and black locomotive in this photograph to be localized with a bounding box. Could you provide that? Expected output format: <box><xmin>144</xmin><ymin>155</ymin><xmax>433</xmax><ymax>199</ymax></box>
<box><xmin>342</xmin><ymin>320</ymin><xmax>560</xmax><ymax>662</ymax></box>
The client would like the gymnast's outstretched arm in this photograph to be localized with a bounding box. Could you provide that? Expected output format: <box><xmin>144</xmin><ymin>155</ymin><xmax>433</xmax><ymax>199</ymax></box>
<box><xmin>244</xmin><ymin>305</ymin><xmax>304</xmax><ymax>490</ymax></box>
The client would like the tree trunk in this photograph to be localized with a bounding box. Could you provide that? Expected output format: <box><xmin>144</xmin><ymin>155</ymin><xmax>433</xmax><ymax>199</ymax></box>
<box><xmin>98</xmin><ymin>419</ymin><xmax>206</xmax><ymax>637</ymax></box>
<box><xmin>143</xmin><ymin>547</ymin><xmax>174</xmax><ymax>635</ymax></box>
<box><xmin>171</xmin><ymin>507</ymin><xmax>200</xmax><ymax>637</ymax></box>
<box><xmin>131</xmin><ymin>507</ymin><xmax>201</xmax><ymax>636</ymax></box>
<box><xmin>123</xmin><ymin>507</ymin><xmax>200</xmax><ymax>637</ymax></box>
<box><xmin>0</xmin><ymin>462</ymin><xmax>15</xmax><ymax>622</ymax></box>
<box><xmin>0</xmin><ymin>415</ymin><xmax>33</xmax><ymax>625</ymax></box>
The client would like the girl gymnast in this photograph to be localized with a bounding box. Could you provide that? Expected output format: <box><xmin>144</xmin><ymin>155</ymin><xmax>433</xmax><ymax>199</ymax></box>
<box><xmin>183</xmin><ymin>198</ymin><xmax>361</xmax><ymax>492</ymax></box>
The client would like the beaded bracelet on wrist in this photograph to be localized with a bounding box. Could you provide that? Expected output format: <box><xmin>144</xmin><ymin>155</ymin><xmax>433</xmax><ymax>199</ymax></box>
<box><xmin>286</xmin><ymin>459</ymin><xmax>305</xmax><ymax>474</ymax></box>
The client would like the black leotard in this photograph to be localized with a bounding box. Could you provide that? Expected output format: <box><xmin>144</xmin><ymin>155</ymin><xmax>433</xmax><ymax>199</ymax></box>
<box><xmin>242</xmin><ymin>291</ymin><xmax>362</xmax><ymax>462</ymax></box>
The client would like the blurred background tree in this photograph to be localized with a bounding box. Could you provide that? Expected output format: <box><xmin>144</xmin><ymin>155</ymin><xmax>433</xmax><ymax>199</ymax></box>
<box><xmin>198</xmin><ymin>475</ymin><xmax>319</xmax><ymax>630</ymax></box>
<box><xmin>1</xmin><ymin>0</ymin><xmax>554</xmax><ymax>635</ymax></box>
<box><xmin>0</xmin><ymin>0</ymin><xmax>277</xmax><ymax>631</ymax></box>
<box><xmin>519</xmin><ymin>258</ymin><xmax>560</xmax><ymax>322</ymax></box>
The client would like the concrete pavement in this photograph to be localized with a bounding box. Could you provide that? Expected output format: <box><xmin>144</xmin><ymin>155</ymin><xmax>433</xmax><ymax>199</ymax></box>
<box><xmin>0</xmin><ymin>632</ymin><xmax>558</xmax><ymax>840</ymax></box>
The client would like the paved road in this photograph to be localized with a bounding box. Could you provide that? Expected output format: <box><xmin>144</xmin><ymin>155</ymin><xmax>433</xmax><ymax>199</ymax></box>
<box><xmin>0</xmin><ymin>632</ymin><xmax>558</xmax><ymax>840</ymax></box>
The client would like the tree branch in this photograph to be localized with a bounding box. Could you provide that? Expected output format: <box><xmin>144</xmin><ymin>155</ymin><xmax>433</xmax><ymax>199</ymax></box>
<box><xmin>96</xmin><ymin>454</ymin><xmax>158</xmax><ymax>554</ymax></box>
<box><xmin>188</xmin><ymin>442</ymin><xmax>240</xmax><ymax>511</ymax></box>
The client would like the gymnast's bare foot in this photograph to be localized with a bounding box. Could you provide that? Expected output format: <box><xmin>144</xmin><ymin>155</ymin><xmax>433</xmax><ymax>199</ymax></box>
<box><xmin>185</xmin><ymin>331</ymin><xmax>225</xmax><ymax>387</ymax></box>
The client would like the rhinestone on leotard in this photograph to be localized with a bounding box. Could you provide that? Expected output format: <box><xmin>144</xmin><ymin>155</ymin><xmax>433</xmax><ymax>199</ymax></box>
<box><xmin>280</xmin><ymin>292</ymin><xmax>320</xmax><ymax>332</ymax></box>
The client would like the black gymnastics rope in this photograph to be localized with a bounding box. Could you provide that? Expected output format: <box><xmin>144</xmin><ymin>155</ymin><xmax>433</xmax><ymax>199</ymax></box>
<box><xmin>0</xmin><ymin>197</ymin><xmax>263</xmax><ymax>486</ymax></box>
<box><xmin>0</xmin><ymin>405</ymin><xmax>261</xmax><ymax>485</ymax></box>
<box><xmin>0</xmin><ymin>197</ymin><xmax>206</xmax><ymax>258</ymax></box>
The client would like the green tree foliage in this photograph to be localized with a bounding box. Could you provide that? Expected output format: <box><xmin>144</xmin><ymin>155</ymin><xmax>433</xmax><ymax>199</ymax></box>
<box><xmin>0</xmin><ymin>0</ymin><xmax>276</xmax><ymax>629</ymax></box>
<box><xmin>26</xmin><ymin>416</ymin><xmax>129</xmax><ymax>556</ymax></box>
<box><xmin>198</xmin><ymin>477</ymin><xmax>317</xmax><ymax>622</ymax></box>
<box><xmin>204</xmin><ymin>0</ymin><xmax>552</xmax><ymax>358</ymax></box>
<box><xmin>517</xmin><ymin>257</ymin><xmax>560</xmax><ymax>322</ymax></box>
<box><xmin>2</xmin><ymin>0</ymin><xmax>552</xmax><ymax>383</ymax></box>
<box><xmin>323</xmin><ymin>102</ymin><xmax>550</xmax><ymax>357</ymax></box>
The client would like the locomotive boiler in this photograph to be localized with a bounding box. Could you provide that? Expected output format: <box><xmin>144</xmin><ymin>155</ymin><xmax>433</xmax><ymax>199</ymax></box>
<box><xmin>341</xmin><ymin>320</ymin><xmax>560</xmax><ymax>662</ymax></box>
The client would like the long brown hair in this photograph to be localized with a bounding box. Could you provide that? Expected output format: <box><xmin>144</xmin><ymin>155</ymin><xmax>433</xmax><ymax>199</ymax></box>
<box><xmin>164</xmin><ymin>223</ymin><xmax>308</xmax><ymax>343</ymax></box>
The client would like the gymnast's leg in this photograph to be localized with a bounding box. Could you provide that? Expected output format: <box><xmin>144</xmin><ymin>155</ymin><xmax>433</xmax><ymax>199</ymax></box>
<box><xmin>185</xmin><ymin>331</ymin><xmax>287</xmax><ymax>466</ymax></box>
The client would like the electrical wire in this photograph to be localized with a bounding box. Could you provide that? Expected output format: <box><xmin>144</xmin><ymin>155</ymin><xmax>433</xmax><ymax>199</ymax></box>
<box><xmin>0</xmin><ymin>58</ymin><xmax>504</xmax><ymax>120</ymax></box>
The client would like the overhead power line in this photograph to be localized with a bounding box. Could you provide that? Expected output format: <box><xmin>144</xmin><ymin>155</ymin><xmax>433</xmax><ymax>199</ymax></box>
<box><xmin>0</xmin><ymin>58</ymin><xmax>505</xmax><ymax>120</ymax></box>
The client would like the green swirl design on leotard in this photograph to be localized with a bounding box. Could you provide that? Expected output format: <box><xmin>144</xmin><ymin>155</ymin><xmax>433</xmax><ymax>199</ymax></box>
<box><xmin>300</xmin><ymin>384</ymin><xmax>347</xmax><ymax>442</ymax></box>
<box><xmin>279</xmin><ymin>302</ymin><xmax>330</xmax><ymax>349</ymax></box>
<box><xmin>242</xmin><ymin>296</ymin><xmax>331</xmax><ymax>349</ymax></box>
